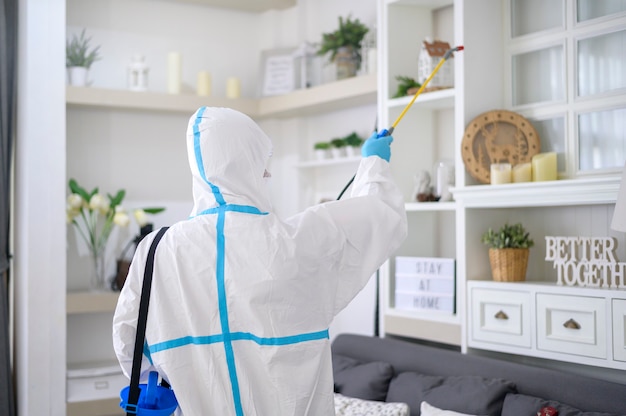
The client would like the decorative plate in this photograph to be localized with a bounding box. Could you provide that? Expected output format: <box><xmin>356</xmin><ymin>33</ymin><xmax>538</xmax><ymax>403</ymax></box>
<box><xmin>461</xmin><ymin>110</ymin><xmax>540</xmax><ymax>184</ymax></box>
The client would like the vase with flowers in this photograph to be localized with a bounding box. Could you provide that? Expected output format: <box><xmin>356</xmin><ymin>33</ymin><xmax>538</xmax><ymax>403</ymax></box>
<box><xmin>66</xmin><ymin>178</ymin><xmax>165</xmax><ymax>291</ymax></box>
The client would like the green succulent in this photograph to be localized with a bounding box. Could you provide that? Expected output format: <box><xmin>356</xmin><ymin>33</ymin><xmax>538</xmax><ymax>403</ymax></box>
<box><xmin>481</xmin><ymin>223</ymin><xmax>535</xmax><ymax>249</ymax></box>
<box><xmin>66</xmin><ymin>29</ymin><xmax>101</xmax><ymax>68</ymax></box>
<box><xmin>393</xmin><ymin>76</ymin><xmax>421</xmax><ymax>98</ymax></box>
<box><xmin>330</xmin><ymin>138</ymin><xmax>347</xmax><ymax>148</ymax></box>
<box><xmin>317</xmin><ymin>16</ymin><xmax>369</xmax><ymax>66</ymax></box>
<box><xmin>314</xmin><ymin>142</ymin><xmax>331</xmax><ymax>150</ymax></box>
<box><xmin>344</xmin><ymin>132</ymin><xmax>364</xmax><ymax>147</ymax></box>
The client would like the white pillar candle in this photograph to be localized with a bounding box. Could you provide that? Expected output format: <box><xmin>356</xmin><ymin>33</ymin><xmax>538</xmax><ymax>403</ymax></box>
<box><xmin>532</xmin><ymin>152</ymin><xmax>557</xmax><ymax>181</ymax></box>
<box><xmin>512</xmin><ymin>162</ymin><xmax>532</xmax><ymax>183</ymax></box>
<box><xmin>167</xmin><ymin>52</ymin><xmax>181</xmax><ymax>94</ymax></box>
<box><xmin>197</xmin><ymin>71</ymin><xmax>211</xmax><ymax>96</ymax></box>
<box><xmin>226</xmin><ymin>77</ymin><xmax>241</xmax><ymax>99</ymax></box>
<box><xmin>490</xmin><ymin>163</ymin><xmax>512</xmax><ymax>185</ymax></box>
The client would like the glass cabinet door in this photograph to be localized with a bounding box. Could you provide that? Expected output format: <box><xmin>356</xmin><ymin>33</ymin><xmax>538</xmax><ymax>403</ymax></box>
<box><xmin>511</xmin><ymin>0</ymin><xmax>564</xmax><ymax>37</ymax></box>
<box><xmin>577</xmin><ymin>29</ymin><xmax>626</xmax><ymax>97</ymax></box>
<box><xmin>577</xmin><ymin>0</ymin><xmax>626</xmax><ymax>23</ymax></box>
<box><xmin>512</xmin><ymin>45</ymin><xmax>565</xmax><ymax>106</ymax></box>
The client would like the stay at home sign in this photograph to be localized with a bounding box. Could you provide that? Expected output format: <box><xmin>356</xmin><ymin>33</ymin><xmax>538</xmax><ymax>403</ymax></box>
<box><xmin>395</xmin><ymin>257</ymin><xmax>456</xmax><ymax>313</ymax></box>
<box><xmin>545</xmin><ymin>236</ymin><xmax>626</xmax><ymax>289</ymax></box>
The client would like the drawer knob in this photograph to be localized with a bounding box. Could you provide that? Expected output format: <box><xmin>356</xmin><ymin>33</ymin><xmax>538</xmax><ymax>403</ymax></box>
<box><xmin>563</xmin><ymin>318</ymin><xmax>581</xmax><ymax>330</ymax></box>
<box><xmin>494</xmin><ymin>310</ymin><xmax>509</xmax><ymax>320</ymax></box>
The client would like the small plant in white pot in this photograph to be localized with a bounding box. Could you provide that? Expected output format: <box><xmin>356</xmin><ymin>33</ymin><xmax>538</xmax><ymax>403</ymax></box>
<box><xmin>330</xmin><ymin>138</ymin><xmax>347</xmax><ymax>158</ymax></box>
<box><xmin>313</xmin><ymin>142</ymin><xmax>331</xmax><ymax>160</ymax></box>
<box><xmin>344</xmin><ymin>132</ymin><xmax>364</xmax><ymax>157</ymax></box>
<box><xmin>66</xmin><ymin>29</ymin><xmax>101</xmax><ymax>87</ymax></box>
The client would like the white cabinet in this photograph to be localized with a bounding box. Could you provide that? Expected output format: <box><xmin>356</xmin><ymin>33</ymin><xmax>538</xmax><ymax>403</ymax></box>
<box><xmin>468</xmin><ymin>281</ymin><xmax>626</xmax><ymax>370</ymax></box>
<box><xmin>612</xmin><ymin>299</ymin><xmax>626</xmax><ymax>362</ymax></box>
<box><xmin>536</xmin><ymin>293</ymin><xmax>607</xmax><ymax>359</ymax></box>
<box><xmin>469</xmin><ymin>286</ymin><xmax>531</xmax><ymax>348</ymax></box>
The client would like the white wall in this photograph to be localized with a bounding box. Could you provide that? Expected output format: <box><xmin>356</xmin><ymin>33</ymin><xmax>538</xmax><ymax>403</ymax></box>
<box><xmin>16</xmin><ymin>0</ymin><xmax>67</xmax><ymax>414</ymax></box>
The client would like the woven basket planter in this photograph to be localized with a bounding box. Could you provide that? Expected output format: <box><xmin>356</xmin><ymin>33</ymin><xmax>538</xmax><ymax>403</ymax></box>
<box><xmin>488</xmin><ymin>248</ymin><xmax>529</xmax><ymax>282</ymax></box>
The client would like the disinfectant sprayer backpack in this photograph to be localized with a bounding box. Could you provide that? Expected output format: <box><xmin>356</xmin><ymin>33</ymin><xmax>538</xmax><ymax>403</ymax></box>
<box><xmin>119</xmin><ymin>227</ymin><xmax>178</xmax><ymax>415</ymax></box>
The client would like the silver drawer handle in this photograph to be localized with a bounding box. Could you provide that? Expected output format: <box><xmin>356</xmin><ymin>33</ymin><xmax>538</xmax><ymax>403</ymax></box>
<box><xmin>494</xmin><ymin>310</ymin><xmax>509</xmax><ymax>320</ymax></box>
<box><xmin>563</xmin><ymin>318</ymin><xmax>581</xmax><ymax>330</ymax></box>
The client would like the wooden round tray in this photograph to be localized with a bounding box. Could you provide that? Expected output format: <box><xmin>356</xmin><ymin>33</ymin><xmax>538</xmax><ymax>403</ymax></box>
<box><xmin>461</xmin><ymin>110</ymin><xmax>540</xmax><ymax>184</ymax></box>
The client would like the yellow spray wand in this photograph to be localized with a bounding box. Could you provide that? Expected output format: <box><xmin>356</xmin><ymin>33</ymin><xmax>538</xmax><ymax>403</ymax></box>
<box><xmin>337</xmin><ymin>45</ymin><xmax>464</xmax><ymax>200</ymax></box>
<box><xmin>379</xmin><ymin>45</ymin><xmax>463</xmax><ymax>138</ymax></box>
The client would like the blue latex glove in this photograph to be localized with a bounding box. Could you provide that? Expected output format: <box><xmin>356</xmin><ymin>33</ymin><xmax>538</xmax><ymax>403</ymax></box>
<box><xmin>361</xmin><ymin>131</ymin><xmax>394</xmax><ymax>162</ymax></box>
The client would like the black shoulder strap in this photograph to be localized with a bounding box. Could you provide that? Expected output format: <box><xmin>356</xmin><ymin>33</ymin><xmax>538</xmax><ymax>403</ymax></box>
<box><xmin>126</xmin><ymin>226</ymin><xmax>169</xmax><ymax>415</ymax></box>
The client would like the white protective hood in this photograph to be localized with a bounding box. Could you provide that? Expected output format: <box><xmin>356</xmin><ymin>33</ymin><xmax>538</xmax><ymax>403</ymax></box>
<box><xmin>187</xmin><ymin>107</ymin><xmax>273</xmax><ymax>215</ymax></box>
<box><xmin>113</xmin><ymin>106</ymin><xmax>407</xmax><ymax>416</ymax></box>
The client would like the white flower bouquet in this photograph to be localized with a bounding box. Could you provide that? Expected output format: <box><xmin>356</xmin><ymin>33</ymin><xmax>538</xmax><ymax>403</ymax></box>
<box><xmin>66</xmin><ymin>178</ymin><xmax>165</xmax><ymax>289</ymax></box>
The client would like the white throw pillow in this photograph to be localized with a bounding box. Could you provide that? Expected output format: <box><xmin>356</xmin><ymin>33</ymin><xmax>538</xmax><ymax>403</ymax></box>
<box><xmin>334</xmin><ymin>393</ymin><xmax>410</xmax><ymax>416</ymax></box>
<box><xmin>420</xmin><ymin>401</ymin><xmax>483</xmax><ymax>416</ymax></box>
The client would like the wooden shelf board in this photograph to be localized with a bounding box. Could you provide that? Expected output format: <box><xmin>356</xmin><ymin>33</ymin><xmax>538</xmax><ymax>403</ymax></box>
<box><xmin>258</xmin><ymin>74</ymin><xmax>378</xmax><ymax>118</ymax></box>
<box><xmin>172</xmin><ymin>0</ymin><xmax>295</xmax><ymax>12</ymax></box>
<box><xmin>66</xmin><ymin>74</ymin><xmax>377</xmax><ymax>119</ymax></box>
<box><xmin>452</xmin><ymin>176</ymin><xmax>621</xmax><ymax>208</ymax></box>
<box><xmin>67</xmin><ymin>291</ymin><xmax>119</xmax><ymax>314</ymax></box>
<box><xmin>384</xmin><ymin>313</ymin><xmax>461</xmax><ymax>346</ymax></box>
<box><xmin>386</xmin><ymin>87</ymin><xmax>455</xmax><ymax>110</ymax></box>
<box><xmin>66</xmin><ymin>86</ymin><xmax>258</xmax><ymax>116</ymax></box>
<box><xmin>67</xmin><ymin>398</ymin><xmax>123</xmax><ymax>416</ymax></box>
<box><xmin>296</xmin><ymin>156</ymin><xmax>361</xmax><ymax>168</ymax></box>
<box><xmin>386</xmin><ymin>0</ymin><xmax>453</xmax><ymax>8</ymax></box>
<box><xmin>405</xmin><ymin>201</ymin><xmax>456</xmax><ymax>212</ymax></box>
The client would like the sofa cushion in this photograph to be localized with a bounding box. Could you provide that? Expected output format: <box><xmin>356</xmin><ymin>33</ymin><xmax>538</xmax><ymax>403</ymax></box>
<box><xmin>501</xmin><ymin>393</ymin><xmax>622</xmax><ymax>416</ymax></box>
<box><xmin>333</xmin><ymin>355</ymin><xmax>395</xmax><ymax>401</ymax></box>
<box><xmin>420</xmin><ymin>401</ymin><xmax>483</xmax><ymax>416</ymax></box>
<box><xmin>334</xmin><ymin>393</ymin><xmax>410</xmax><ymax>416</ymax></box>
<box><xmin>386</xmin><ymin>372</ymin><xmax>516</xmax><ymax>416</ymax></box>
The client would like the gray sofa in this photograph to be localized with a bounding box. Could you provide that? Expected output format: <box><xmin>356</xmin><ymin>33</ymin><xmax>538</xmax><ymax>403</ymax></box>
<box><xmin>331</xmin><ymin>333</ymin><xmax>626</xmax><ymax>416</ymax></box>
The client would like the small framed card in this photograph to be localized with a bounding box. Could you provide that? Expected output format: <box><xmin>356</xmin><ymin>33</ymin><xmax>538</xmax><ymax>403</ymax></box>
<box><xmin>260</xmin><ymin>47</ymin><xmax>296</xmax><ymax>97</ymax></box>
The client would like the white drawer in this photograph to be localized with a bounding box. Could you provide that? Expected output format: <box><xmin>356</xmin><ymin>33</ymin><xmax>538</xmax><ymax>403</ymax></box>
<box><xmin>536</xmin><ymin>294</ymin><xmax>606</xmax><ymax>359</ymax></box>
<box><xmin>470</xmin><ymin>288</ymin><xmax>531</xmax><ymax>348</ymax></box>
<box><xmin>612</xmin><ymin>299</ymin><xmax>626</xmax><ymax>362</ymax></box>
<box><xmin>67</xmin><ymin>363</ymin><xmax>127</xmax><ymax>403</ymax></box>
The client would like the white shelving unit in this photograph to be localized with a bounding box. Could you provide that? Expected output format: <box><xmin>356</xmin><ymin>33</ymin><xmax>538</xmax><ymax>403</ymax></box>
<box><xmin>377</xmin><ymin>0</ymin><xmax>462</xmax><ymax>345</ymax></box>
<box><xmin>377</xmin><ymin>0</ymin><xmax>626</xmax><ymax>381</ymax></box>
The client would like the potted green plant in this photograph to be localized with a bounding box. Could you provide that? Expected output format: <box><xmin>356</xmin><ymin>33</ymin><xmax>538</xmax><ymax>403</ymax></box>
<box><xmin>481</xmin><ymin>223</ymin><xmax>534</xmax><ymax>282</ymax></box>
<box><xmin>330</xmin><ymin>137</ymin><xmax>347</xmax><ymax>158</ymax></box>
<box><xmin>344</xmin><ymin>132</ymin><xmax>364</xmax><ymax>157</ymax></box>
<box><xmin>66</xmin><ymin>29</ymin><xmax>101</xmax><ymax>86</ymax></box>
<box><xmin>393</xmin><ymin>76</ymin><xmax>422</xmax><ymax>98</ymax></box>
<box><xmin>317</xmin><ymin>16</ymin><xmax>369</xmax><ymax>79</ymax></box>
<box><xmin>313</xmin><ymin>141</ymin><xmax>331</xmax><ymax>160</ymax></box>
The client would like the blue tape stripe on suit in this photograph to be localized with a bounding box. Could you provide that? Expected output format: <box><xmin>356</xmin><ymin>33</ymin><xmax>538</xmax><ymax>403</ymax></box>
<box><xmin>193</xmin><ymin>106</ymin><xmax>226</xmax><ymax>206</ymax></box>
<box><xmin>148</xmin><ymin>329</ymin><xmax>330</xmax><ymax>354</ymax></box>
<box><xmin>216</xmin><ymin>206</ymin><xmax>244</xmax><ymax>416</ymax></box>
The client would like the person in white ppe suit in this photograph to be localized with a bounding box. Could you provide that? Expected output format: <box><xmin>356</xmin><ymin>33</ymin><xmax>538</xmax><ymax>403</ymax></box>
<box><xmin>113</xmin><ymin>106</ymin><xmax>407</xmax><ymax>415</ymax></box>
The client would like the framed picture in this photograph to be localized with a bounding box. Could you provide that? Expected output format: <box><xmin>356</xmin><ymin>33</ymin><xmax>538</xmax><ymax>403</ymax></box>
<box><xmin>260</xmin><ymin>47</ymin><xmax>296</xmax><ymax>97</ymax></box>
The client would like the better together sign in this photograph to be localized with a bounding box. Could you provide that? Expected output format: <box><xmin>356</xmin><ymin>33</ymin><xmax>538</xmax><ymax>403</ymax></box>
<box><xmin>545</xmin><ymin>236</ymin><xmax>626</xmax><ymax>289</ymax></box>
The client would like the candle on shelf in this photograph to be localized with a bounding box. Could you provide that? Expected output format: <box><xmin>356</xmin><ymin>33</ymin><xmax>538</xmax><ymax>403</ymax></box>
<box><xmin>512</xmin><ymin>162</ymin><xmax>532</xmax><ymax>183</ymax></box>
<box><xmin>490</xmin><ymin>163</ymin><xmax>512</xmax><ymax>185</ymax></box>
<box><xmin>167</xmin><ymin>52</ymin><xmax>182</xmax><ymax>94</ymax></box>
<box><xmin>226</xmin><ymin>77</ymin><xmax>241</xmax><ymax>99</ymax></box>
<box><xmin>197</xmin><ymin>71</ymin><xmax>211</xmax><ymax>96</ymax></box>
<box><xmin>532</xmin><ymin>152</ymin><xmax>557</xmax><ymax>181</ymax></box>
